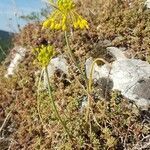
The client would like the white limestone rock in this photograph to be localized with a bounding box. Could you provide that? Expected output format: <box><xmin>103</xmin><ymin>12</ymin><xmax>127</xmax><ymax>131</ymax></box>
<box><xmin>43</xmin><ymin>55</ymin><xmax>69</xmax><ymax>87</ymax></box>
<box><xmin>145</xmin><ymin>0</ymin><xmax>150</xmax><ymax>8</ymax></box>
<box><xmin>5</xmin><ymin>46</ymin><xmax>27</xmax><ymax>78</ymax></box>
<box><xmin>85</xmin><ymin>47</ymin><xmax>150</xmax><ymax>109</ymax></box>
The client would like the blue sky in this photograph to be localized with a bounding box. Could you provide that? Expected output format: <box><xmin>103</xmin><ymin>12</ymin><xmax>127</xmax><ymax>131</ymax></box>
<box><xmin>0</xmin><ymin>0</ymin><xmax>47</xmax><ymax>32</ymax></box>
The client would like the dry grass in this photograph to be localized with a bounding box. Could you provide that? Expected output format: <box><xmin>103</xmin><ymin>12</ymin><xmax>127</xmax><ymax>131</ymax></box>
<box><xmin>0</xmin><ymin>0</ymin><xmax>150</xmax><ymax>149</ymax></box>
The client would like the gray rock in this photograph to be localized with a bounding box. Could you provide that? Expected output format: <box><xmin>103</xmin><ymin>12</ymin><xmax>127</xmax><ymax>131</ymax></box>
<box><xmin>43</xmin><ymin>55</ymin><xmax>69</xmax><ymax>87</ymax></box>
<box><xmin>145</xmin><ymin>0</ymin><xmax>150</xmax><ymax>8</ymax></box>
<box><xmin>86</xmin><ymin>47</ymin><xmax>150</xmax><ymax>109</ymax></box>
<box><xmin>5</xmin><ymin>46</ymin><xmax>26</xmax><ymax>78</ymax></box>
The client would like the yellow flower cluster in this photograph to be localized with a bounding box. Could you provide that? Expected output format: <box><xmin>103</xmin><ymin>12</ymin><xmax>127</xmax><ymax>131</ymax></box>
<box><xmin>34</xmin><ymin>45</ymin><xmax>55</xmax><ymax>67</ymax></box>
<box><xmin>43</xmin><ymin>0</ymin><xmax>89</xmax><ymax>31</ymax></box>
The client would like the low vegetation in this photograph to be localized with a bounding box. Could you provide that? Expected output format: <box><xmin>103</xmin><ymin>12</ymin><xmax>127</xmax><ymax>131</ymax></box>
<box><xmin>0</xmin><ymin>0</ymin><xmax>149</xmax><ymax>149</ymax></box>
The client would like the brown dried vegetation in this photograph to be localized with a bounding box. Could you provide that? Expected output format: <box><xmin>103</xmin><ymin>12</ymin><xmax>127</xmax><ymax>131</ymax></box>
<box><xmin>0</xmin><ymin>0</ymin><xmax>150</xmax><ymax>149</ymax></box>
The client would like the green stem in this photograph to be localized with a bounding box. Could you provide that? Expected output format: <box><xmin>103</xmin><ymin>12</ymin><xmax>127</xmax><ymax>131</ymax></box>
<box><xmin>37</xmin><ymin>69</ymin><xmax>45</xmax><ymax>124</ymax></box>
<box><xmin>86</xmin><ymin>58</ymin><xmax>110</xmax><ymax>121</ymax></box>
<box><xmin>64</xmin><ymin>31</ymin><xmax>88</xmax><ymax>89</ymax></box>
<box><xmin>88</xmin><ymin>58</ymin><xmax>110</xmax><ymax>93</ymax></box>
<box><xmin>45</xmin><ymin>67</ymin><xmax>72</xmax><ymax>139</ymax></box>
<box><xmin>65</xmin><ymin>31</ymin><xmax>93</xmax><ymax>123</ymax></box>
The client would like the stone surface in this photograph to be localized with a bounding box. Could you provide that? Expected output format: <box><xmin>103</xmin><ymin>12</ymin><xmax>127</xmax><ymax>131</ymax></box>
<box><xmin>5</xmin><ymin>46</ymin><xmax>26</xmax><ymax>78</ymax></box>
<box><xmin>145</xmin><ymin>0</ymin><xmax>150</xmax><ymax>8</ymax></box>
<box><xmin>86</xmin><ymin>47</ymin><xmax>150</xmax><ymax>109</ymax></box>
<box><xmin>43</xmin><ymin>55</ymin><xmax>69</xmax><ymax>87</ymax></box>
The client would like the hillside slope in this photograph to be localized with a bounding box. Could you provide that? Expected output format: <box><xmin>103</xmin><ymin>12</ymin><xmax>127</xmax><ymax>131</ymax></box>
<box><xmin>0</xmin><ymin>0</ymin><xmax>149</xmax><ymax>149</ymax></box>
<box><xmin>0</xmin><ymin>30</ymin><xmax>14</xmax><ymax>62</ymax></box>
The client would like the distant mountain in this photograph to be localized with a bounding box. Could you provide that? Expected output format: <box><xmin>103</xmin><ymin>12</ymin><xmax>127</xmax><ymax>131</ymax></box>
<box><xmin>0</xmin><ymin>30</ymin><xmax>14</xmax><ymax>40</ymax></box>
<box><xmin>0</xmin><ymin>30</ymin><xmax>14</xmax><ymax>63</ymax></box>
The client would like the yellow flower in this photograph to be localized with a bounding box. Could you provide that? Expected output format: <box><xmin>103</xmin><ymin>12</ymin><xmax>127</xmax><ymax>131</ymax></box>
<box><xmin>34</xmin><ymin>45</ymin><xmax>55</xmax><ymax>67</ymax></box>
<box><xmin>43</xmin><ymin>0</ymin><xmax>89</xmax><ymax>31</ymax></box>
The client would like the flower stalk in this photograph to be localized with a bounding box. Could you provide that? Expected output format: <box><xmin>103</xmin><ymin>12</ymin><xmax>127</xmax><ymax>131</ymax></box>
<box><xmin>33</xmin><ymin>44</ymin><xmax>72</xmax><ymax>139</ymax></box>
<box><xmin>45</xmin><ymin>67</ymin><xmax>72</xmax><ymax>139</ymax></box>
<box><xmin>86</xmin><ymin>58</ymin><xmax>110</xmax><ymax>121</ymax></box>
<box><xmin>42</xmin><ymin>0</ymin><xmax>92</xmax><ymax>129</ymax></box>
<box><xmin>64</xmin><ymin>31</ymin><xmax>87</xmax><ymax>83</ymax></box>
